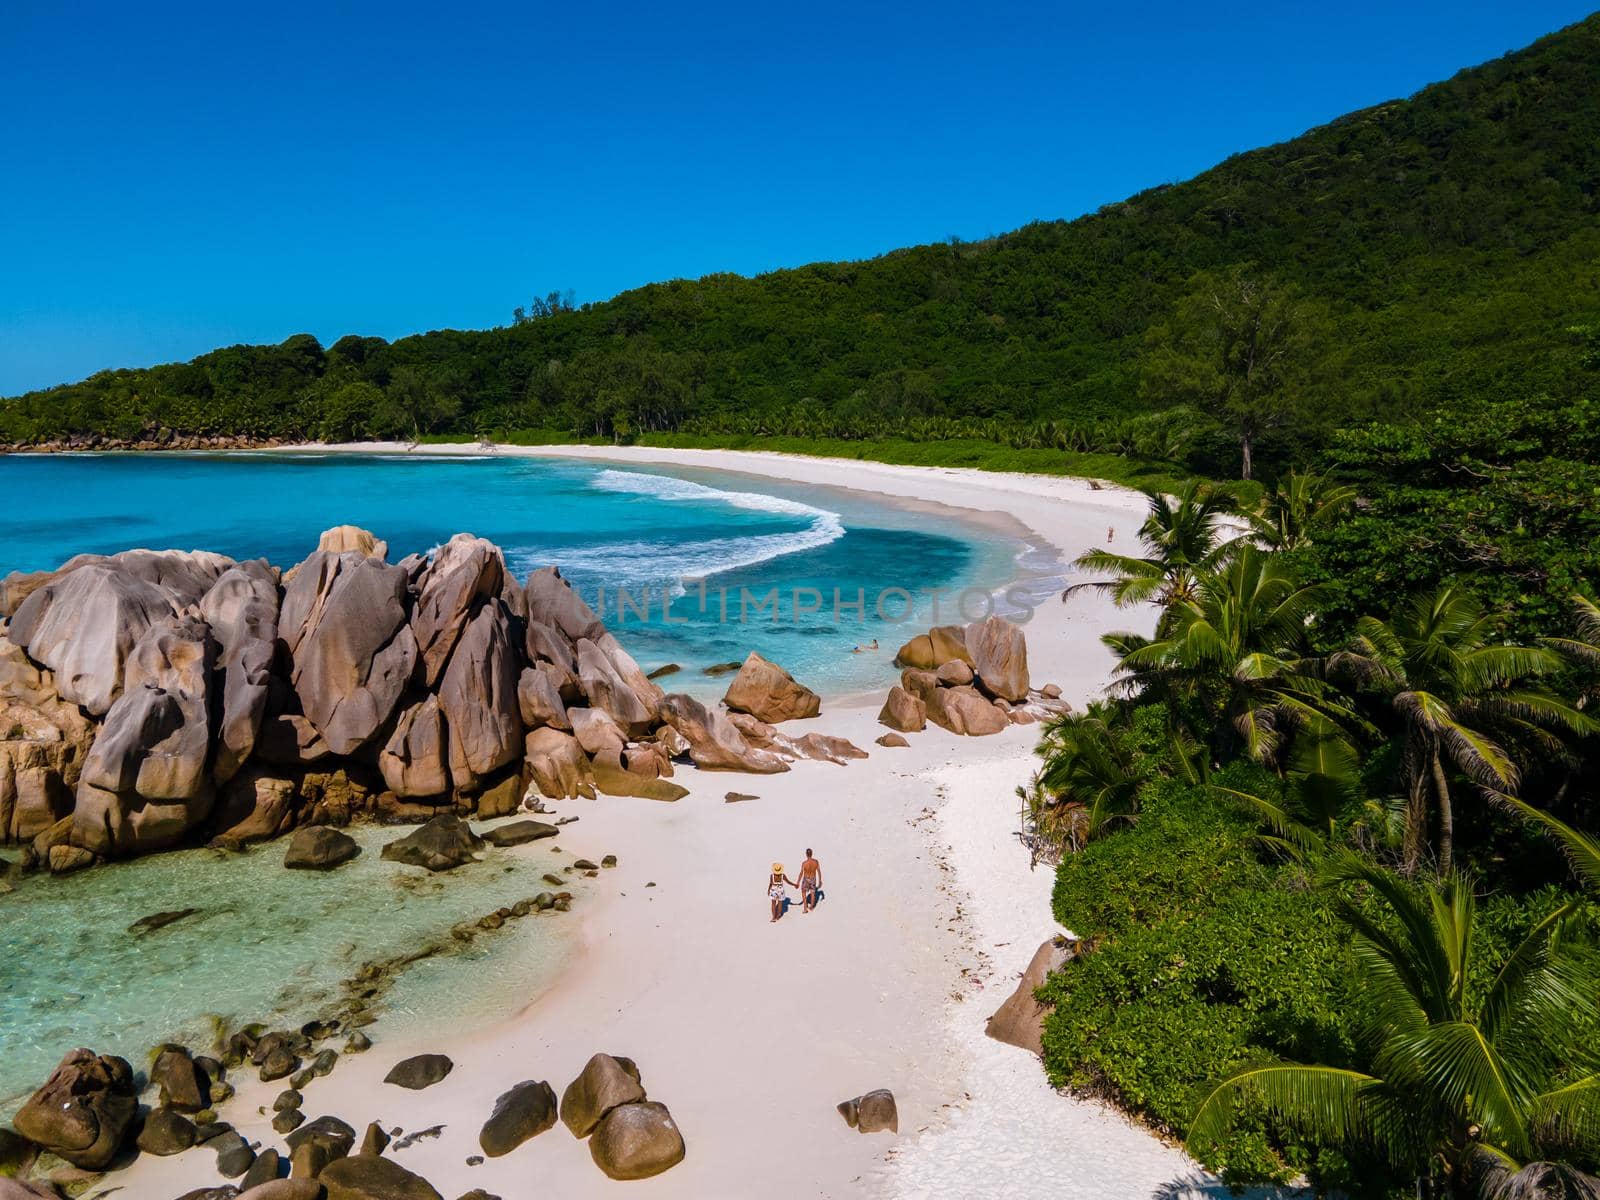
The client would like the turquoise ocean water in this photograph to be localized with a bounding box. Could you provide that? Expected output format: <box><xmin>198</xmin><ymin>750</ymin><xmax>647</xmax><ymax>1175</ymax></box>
<box><xmin>0</xmin><ymin>451</ymin><xmax>1042</xmax><ymax>697</ymax></box>
<box><xmin>0</xmin><ymin>451</ymin><xmax>1051</xmax><ymax>1109</ymax></box>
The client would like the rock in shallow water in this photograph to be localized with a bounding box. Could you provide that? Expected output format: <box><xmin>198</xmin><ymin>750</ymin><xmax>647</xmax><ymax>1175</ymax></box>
<box><xmin>283</xmin><ymin>825</ymin><xmax>359</xmax><ymax>871</ymax></box>
<box><xmin>480</xmin><ymin>819</ymin><xmax>557</xmax><ymax>847</ymax></box>
<box><xmin>380</xmin><ymin>814</ymin><xmax>484</xmax><ymax>872</ymax></box>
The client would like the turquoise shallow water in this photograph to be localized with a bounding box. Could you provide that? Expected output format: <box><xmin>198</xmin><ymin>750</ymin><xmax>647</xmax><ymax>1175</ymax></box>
<box><xmin>0</xmin><ymin>450</ymin><xmax>1048</xmax><ymax>1110</ymax></box>
<box><xmin>0</xmin><ymin>450</ymin><xmax>1035</xmax><ymax>697</ymax></box>
<box><xmin>0</xmin><ymin>822</ymin><xmax>573</xmax><ymax>1112</ymax></box>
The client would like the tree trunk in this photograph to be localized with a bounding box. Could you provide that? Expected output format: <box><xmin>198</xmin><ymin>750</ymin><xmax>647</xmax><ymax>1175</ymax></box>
<box><xmin>1431</xmin><ymin>751</ymin><xmax>1454</xmax><ymax>877</ymax></box>
<box><xmin>1403</xmin><ymin>768</ymin><xmax>1427</xmax><ymax>875</ymax></box>
<box><xmin>1240</xmin><ymin>431</ymin><xmax>1254</xmax><ymax>481</ymax></box>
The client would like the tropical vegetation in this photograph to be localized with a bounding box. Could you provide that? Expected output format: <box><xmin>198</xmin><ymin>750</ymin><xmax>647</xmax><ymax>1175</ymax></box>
<box><xmin>1029</xmin><ymin>476</ymin><xmax>1600</xmax><ymax>1196</ymax></box>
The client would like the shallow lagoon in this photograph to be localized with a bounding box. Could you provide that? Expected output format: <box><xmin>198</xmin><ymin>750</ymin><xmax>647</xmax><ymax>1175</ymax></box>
<box><xmin>0</xmin><ymin>822</ymin><xmax>573</xmax><ymax>1111</ymax></box>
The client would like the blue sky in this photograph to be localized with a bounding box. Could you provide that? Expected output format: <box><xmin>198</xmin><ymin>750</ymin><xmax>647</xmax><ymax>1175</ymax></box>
<box><xmin>2</xmin><ymin>0</ymin><xmax>1593</xmax><ymax>395</ymax></box>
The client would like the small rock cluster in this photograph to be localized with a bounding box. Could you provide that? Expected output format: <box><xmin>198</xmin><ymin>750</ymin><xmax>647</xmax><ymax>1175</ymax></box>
<box><xmin>879</xmin><ymin>618</ymin><xmax>1066</xmax><ymax>736</ymax></box>
<box><xmin>560</xmin><ymin>1053</ymin><xmax>686</xmax><ymax>1181</ymax></box>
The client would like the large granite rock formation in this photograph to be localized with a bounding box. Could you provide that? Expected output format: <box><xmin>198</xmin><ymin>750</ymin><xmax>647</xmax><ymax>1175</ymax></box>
<box><xmin>0</xmin><ymin>525</ymin><xmax>876</xmax><ymax>868</ymax></box>
<box><xmin>280</xmin><ymin>550</ymin><xmax>416</xmax><ymax>757</ymax></box>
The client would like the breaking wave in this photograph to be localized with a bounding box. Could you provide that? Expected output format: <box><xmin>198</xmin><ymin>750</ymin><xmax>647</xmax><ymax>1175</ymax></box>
<box><xmin>509</xmin><ymin>469</ymin><xmax>845</xmax><ymax>584</ymax></box>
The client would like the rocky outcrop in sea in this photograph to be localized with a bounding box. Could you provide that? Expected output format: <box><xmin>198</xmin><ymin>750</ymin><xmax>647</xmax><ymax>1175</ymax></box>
<box><xmin>0</xmin><ymin>526</ymin><xmax>847</xmax><ymax>873</ymax></box>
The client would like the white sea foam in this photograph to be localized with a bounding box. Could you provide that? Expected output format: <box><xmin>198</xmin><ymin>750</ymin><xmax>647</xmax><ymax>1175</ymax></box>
<box><xmin>508</xmin><ymin>469</ymin><xmax>845</xmax><ymax>585</ymax></box>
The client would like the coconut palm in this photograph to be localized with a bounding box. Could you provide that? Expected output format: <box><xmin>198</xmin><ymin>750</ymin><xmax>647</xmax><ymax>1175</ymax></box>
<box><xmin>1105</xmin><ymin>545</ymin><xmax>1334</xmax><ymax>764</ymax></box>
<box><xmin>1025</xmin><ymin>704</ymin><xmax>1146</xmax><ymax>854</ymax></box>
<box><xmin>1212</xmin><ymin>725</ymin><xmax>1361</xmax><ymax>859</ymax></box>
<box><xmin>1249</xmin><ymin>469</ymin><xmax>1358</xmax><ymax>551</ymax></box>
<box><xmin>1545</xmin><ymin>593</ymin><xmax>1600</xmax><ymax>707</ymax></box>
<box><xmin>1067</xmin><ymin>480</ymin><xmax>1241</xmax><ymax>623</ymax></box>
<box><xmin>1329</xmin><ymin>587</ymin><xmax>1590</xmax><ymax>876</ymax></box>
<box><xmin>1189</xmin><ymin>860</ymin><xmax>1600</xmax><ymax>1196</ymax></box>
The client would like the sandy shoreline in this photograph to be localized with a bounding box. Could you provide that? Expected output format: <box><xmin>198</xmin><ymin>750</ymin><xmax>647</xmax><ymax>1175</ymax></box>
<box><xmin>108</xmin><ymin>444</ymin><xmax>1247</xmax><ymax>1198</ymax></box>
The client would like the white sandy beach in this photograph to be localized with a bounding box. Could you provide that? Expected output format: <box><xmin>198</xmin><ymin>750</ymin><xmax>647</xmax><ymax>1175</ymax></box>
<box><xmin>113</xmin><ymin>444</ymin><xmax>1261</xmax><ymax>1199</ymax></box>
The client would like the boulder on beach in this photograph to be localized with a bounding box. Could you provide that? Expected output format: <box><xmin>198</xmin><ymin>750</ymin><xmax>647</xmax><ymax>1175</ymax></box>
<box><xmin>410</xmin><ymin>534</ymin><xmax>506</xmax><ymax>688</ymax></box>
<box><xmin>515</xmin><ymin>666</ymin><xmax>569</xmax><ymax>731</ymax></box>
<box><xmin>523</xmin><ymin>566</ymin><xmax>605</xmax><ymax>644</ymax></box>
<box><xmin>722</xmin><ymin>652</ymin><xmax>821</xmax><ymax>723</ymax></box>
<box><xmin>877</xmin><ymin>685</ymin><xmax>926</xmax><ymax>733</ymax></box>
<box><xmin>200</xmin><ymin>561</ymin><xmax>280</xmax><ymax>786</ymax></box>
<box><xmin>13</xmin><ymin>1049</ymin><xmax>138</xmax><ymax>1169</ymax></box>
<box><xmin>317</xmin><ymin>525</ymin><xmax>388</xmax><ymax>560</ymax></box>
<box><xmin>658</xmin><ymin>694</ymin><xmax>789</xmax><ymax>774</ymax></box>
<box><xmin>318</xmin><ymin>1153</ymin><xmax>444</xmax><ymax>1200</ymax></box>
<box><xmin>210</xmin><ymin>773</ymin><xmax>298</xmax><ymax>843</ymax></box>
<box><xmin>935</xmin><ymin>659</ymin><xmax>973</xmax><ymax>687</ymax></box>
<box><xmin>836</xmin><ymin>1088</ymin><xmax>898</xmax><ymax>1134</ymax></box>
<box><xmin>590</xmin><ymin>751</ymin><xmax>690</xmax><ymax>801</ymax></box>
<box><xmin>152</xmin><ymin>1045</ymin><xmax>210</xmax><ymax>1111</ymax></box>
<box><xmin>892</xmin><ymin>633</ymin><xmax>936</xmax><ymax>670</ymax></box>
<box><xmin>930</xmin><ymin>685</ymin><xmax>1010</xmax><ymax>736</ymax></box>
<box><xmin>137</xmin><ymin>1106</ymin><xmax>197</xmax><ymax>1155</ymax></box>
<box><xmin>875</xmin><ymin>732</ymin><xmax>910</xmax><ymax>748</ymax></box>
<box><xmin>383</xmin><ymin>1053</ymin><xmax>454</xmax><ymax>1090</ymax></box>
<box><xmin>575</xmin><ymin>639</ymin><xmax>656</xmax><ymax>734</ymax></box>
<box><xmin>379</xmin><ymin>695</ymin><xmax>449</xmax><ymax>798</ymax></box>
<box><xmin>380</xmin><ymin>814</ymin><xmax>484</xmax><ymax>872</ymax></box>
<box><xmin>560</xmin><ymin>1053</ymin><xmax>646</xmax><ymax>1138</ymax></box>
<box><xmin>439</xmin><ymin>602</ymin><xmax>524</xmax><ymax>792</ymax></box>
<box><xmin>569</xmin><ymin>706</ymin><xmax>626</xmax><ymax>757</ymax></box>
<box><xmin>279</xmin><ymin>548</ymin><xmax>417</xmax><ymax>757</ymax></box>
<box><xmin>478</xmin><ymin>1079</ymin><xmax>558</xmax><ymax>1157</ymax></box>
<box><xmin>72</xmin><ymin>615</ymin><xmax>218</xmax><ymax>857</ymax></box>
<box><xmin>523</xmin><ymin>727</ymin><xmax>595</xmax><ymax>800</ymax></box>
<box><xmin>589</xmin><ymin>1101</ymin><xmax>686</xmax><ymax>1181</ymax></box>
<box><xmin>284</xmin><ymin>825</ymin><xmax>360</xmax><ymax>871</ymax></box>
<box><xmin>965</xmin><ymin>614</ymin><xmax>1029</xmax><ymax>702</ymax></box>
<box><xmin>985</xmin><ymin>938</ymin><xmax>1073</xmax><ymax>1057</ymax></box>
<box><xmin>8</xmin><ymin>563</ymin><xmax>180</xmax><ymax>716</ymax></box>
<box><xmin>285</xmin><ymin>1114</ymin><xmax>357</xmax><ymax>1162</ymax></box>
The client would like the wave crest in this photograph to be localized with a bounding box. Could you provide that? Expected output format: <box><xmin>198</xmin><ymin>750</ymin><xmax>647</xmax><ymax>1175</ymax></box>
<box><xmin>509</xmin><ymin>469</ymin><xmax>845</xmax><ymax>584</ymax></box>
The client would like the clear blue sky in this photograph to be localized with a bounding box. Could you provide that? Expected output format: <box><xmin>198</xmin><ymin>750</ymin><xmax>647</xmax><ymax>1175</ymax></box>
<box><xmin>2</xmin><ymin>0</ymin><xmax>1594</xmax><ymax>395</ymax></box>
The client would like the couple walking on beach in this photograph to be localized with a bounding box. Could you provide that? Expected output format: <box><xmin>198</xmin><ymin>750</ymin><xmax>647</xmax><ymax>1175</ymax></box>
<box><xmin>768</xmin><ymin>849</ymin><xmax>822</xmax><ymax>921</ymax></box>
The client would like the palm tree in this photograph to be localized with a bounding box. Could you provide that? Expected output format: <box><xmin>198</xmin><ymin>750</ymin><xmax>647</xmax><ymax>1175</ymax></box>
<box><xmin>1105</xmin><ymin>545</ymin><xmax>1333</xmax><ymax>764</ymax></box>
<box><xmin>1211</xmin><ymin>725</ymin><xmax>1361</xmax><ymax>859</ymax></box>
<box><xmin>1249</xmin><ymin>469</ymin><xmax>1358</xmax><ymax>551</ymax></box>
<box><xmin>1024</xmin><ymin>704</ymin><xmax>1146</xmax><ymax>854</ymax></box>
<box><xmin>1544</xmin><ymin>593</ymin><xmax>1600</xmax><ymax>706</ymax></box>
<box><xmin>1189</xmin><ymin>860</ymin><xmax>1600</xmax><ymax>1196</ymax></box>
<box><xmin>1329</xmin><ymin>587</ymin><xmax>1589</xmax><ymax>876</ymax></box>
<box><xmin>1067</xmin><ymin>480</ymin><xmax>1241</xmax><ymax>624</ymax></box>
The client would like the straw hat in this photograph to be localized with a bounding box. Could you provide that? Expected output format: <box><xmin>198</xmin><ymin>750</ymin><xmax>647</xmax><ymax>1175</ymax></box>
<box><xmin>772</xmin><ymin>862</ymin><xmax>784</xmax><ymax>874</ymax></box>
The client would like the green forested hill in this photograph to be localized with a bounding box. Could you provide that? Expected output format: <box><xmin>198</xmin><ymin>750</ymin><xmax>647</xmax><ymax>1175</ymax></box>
<box><xmin>4</xmin><ymin>13</ymin><xmax>1598</xmax><ymax>481</ymax></box>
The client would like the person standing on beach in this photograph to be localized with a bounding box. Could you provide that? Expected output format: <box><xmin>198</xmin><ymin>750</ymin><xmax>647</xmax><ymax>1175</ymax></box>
<box><xmin>769</xmin><ymin>862</ymin><xmax>796</xmax><ymax>922</ymax></box>
<box><xmin>797</xmin><ymin>849</ymin><xmax>822</xmax><ymax>913</ymax></box>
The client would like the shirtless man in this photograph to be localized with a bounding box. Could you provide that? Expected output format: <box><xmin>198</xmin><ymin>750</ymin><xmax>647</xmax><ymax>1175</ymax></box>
<box><xmin>797</xmin><ymin>848</ymin><xmax>822</xmax><ymax>913</ymax></box>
